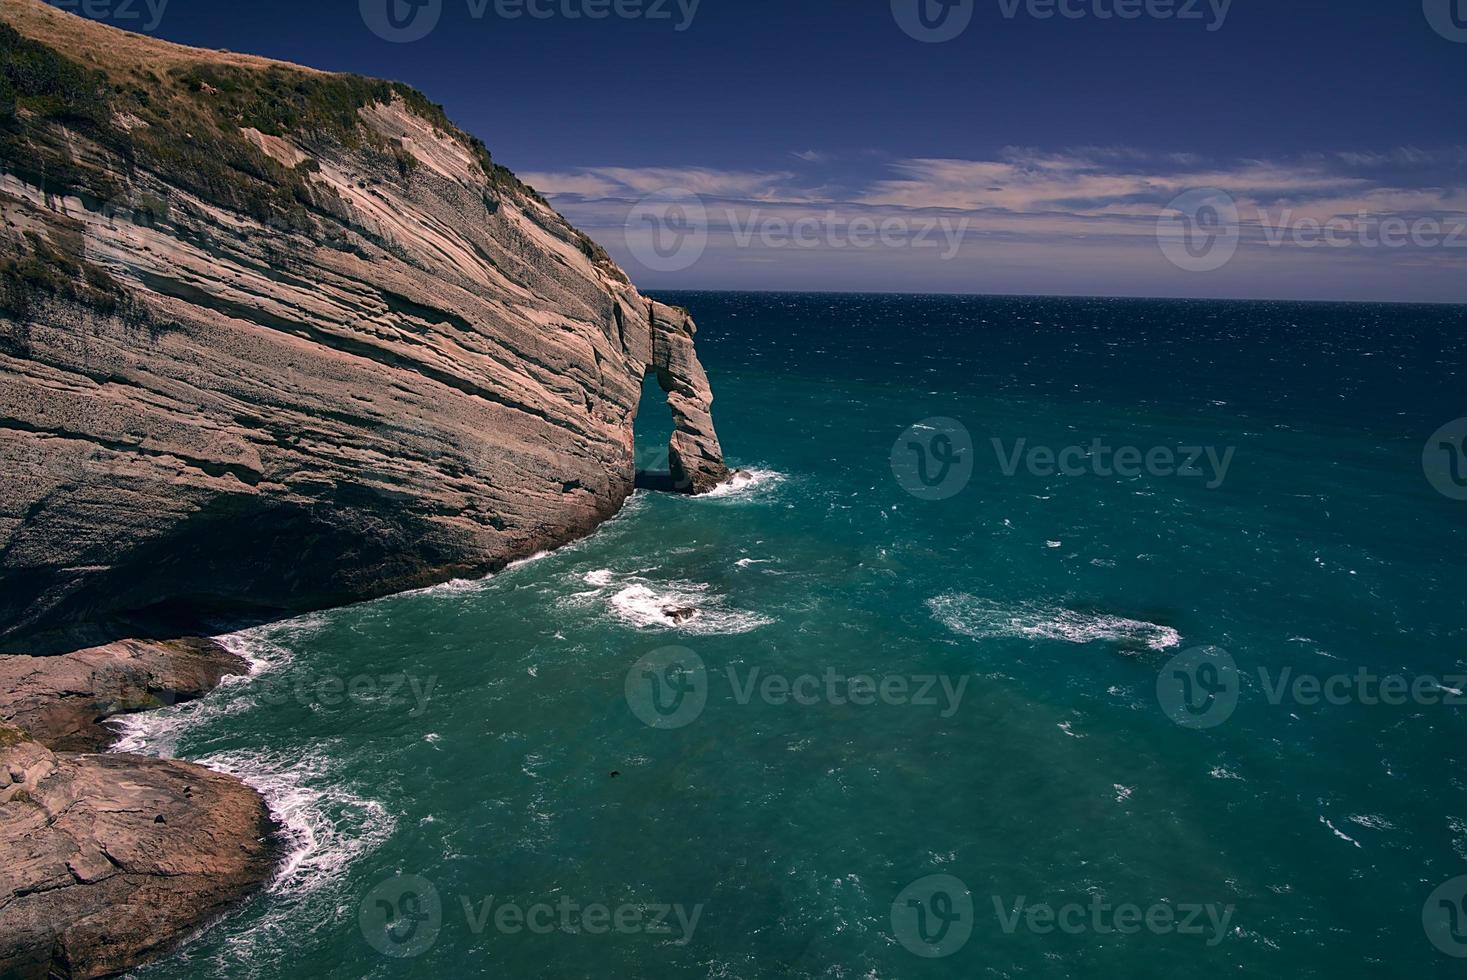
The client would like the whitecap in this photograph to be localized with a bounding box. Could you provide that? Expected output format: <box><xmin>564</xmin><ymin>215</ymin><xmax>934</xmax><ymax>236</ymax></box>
<box><xmin>928</xmin><ymin>594</ymin><xmax>1180</xmax><ymax>651</ymax></box>
<box><xmin>507</xmin><ymin>550</ymin><xmax>554</xmax><ymax>569</ymax></box>
<box><xmin>109</xmin><ymin>620</ymin><xmax>312</xmax><ymax>756</ymax></box>
<box><xmin>699</xmin><ymin>468</ymin><xmax>787</xmax><ymax>500</ymax></box>
<box><xmin>199</xmin><ymin>746</ymin><xmax>395</xmax><ymax>896</ymax></box>
<box><xmin>607</xmin><ymin>581</ymin><xmax>773</xmax><ymax>634</ymax></box>
<box><xmin>1319</xmin><ymin>815</ymin><xmax>1363</xmax><ymax>849</ymax></box>
<box><xmin>1348</xmin><ymin>814</ymin><xmax>1394</xmax><ymax>831</ymax></box>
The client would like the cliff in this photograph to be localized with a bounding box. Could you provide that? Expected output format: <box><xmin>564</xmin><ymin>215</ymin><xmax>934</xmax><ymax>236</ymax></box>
<box><xmin>0</xmin><ymin>0</ymin><xmax>729</xmax><ymax>654</ymax></box>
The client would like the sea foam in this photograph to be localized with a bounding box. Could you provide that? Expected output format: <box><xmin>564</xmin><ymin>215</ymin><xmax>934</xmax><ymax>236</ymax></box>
<box><xmin>569</xmin><ymin>570</ymin><xmax>772</xmax><ymax>634</ymax></box>
<box><xmin>699</xmin><ymin>468</ymin><xmax>788</xmax><ymax>499</ymax></box>
<box><xmin>928</xmin><ymin>593</ymin><xmax>1181</xmax><ymax>651</ymax></box>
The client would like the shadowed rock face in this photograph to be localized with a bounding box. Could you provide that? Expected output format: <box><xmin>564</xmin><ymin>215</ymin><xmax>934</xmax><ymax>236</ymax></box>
<box><xmin>0</xmin><ymin>0</ymin><xmax>728</xmax><ymax>652</ymax></box>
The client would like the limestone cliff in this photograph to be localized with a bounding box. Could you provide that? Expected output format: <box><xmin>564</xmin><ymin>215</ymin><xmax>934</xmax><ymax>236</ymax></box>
<box><xmin>0</xmin><ymin>0</ymin><xmax>729</xmax><ymax>653</ymax></box>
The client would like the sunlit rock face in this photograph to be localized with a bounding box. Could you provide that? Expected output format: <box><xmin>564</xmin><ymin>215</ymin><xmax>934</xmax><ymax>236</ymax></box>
<box><xmin>0</xmin><ymin>0</ymin><xmax>728</xmax><ymax>652</ymax></box>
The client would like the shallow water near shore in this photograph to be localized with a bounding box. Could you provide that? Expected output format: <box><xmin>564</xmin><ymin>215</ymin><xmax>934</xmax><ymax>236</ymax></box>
<box><xmin>123</xmin><ymin>292</ymin><xmax>1467</xmax><ymax>978</ymax></box>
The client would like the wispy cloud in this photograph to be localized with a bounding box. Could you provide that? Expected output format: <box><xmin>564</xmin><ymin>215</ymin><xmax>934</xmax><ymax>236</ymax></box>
<box><xmin>522</xmin><ymin>147</ymin><xmax>1467</xmax><ymax>301</ymax></box>
<box><xmin>520</xmin><ymin>166</ymin><xmax>799</xmax><ymax>202</ymax></box>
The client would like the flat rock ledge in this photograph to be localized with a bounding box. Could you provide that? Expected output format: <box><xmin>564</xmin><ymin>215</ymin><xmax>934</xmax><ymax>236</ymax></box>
<box><xmin>0</xmin><ymin>640</ymin><xmax>279</xmax><ymax>979</ymax></box>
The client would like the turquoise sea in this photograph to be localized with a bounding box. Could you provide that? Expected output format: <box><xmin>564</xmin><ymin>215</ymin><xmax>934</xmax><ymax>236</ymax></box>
<box><xmin>123</xmin><ymin>292</ymin><xmax>1467</xmax><ymax>978</ymax></box>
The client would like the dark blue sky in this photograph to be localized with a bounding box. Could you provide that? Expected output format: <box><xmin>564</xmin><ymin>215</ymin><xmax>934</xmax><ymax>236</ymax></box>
<box><xmin>55</xmin><ymin>0</ymin><xmax>1467</xmax><ymax>300</ymax></box>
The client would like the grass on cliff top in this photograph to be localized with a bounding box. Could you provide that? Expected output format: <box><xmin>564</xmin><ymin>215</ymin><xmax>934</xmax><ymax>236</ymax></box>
<box><xmin>0</xmin><ymin>8</ymin><xmax>537</xmax><ymax>220</ymax></box>
<box><xmin>0</xmin><ymin>0</ymin><xmax>627</xmax><ymax>296</ymax></box>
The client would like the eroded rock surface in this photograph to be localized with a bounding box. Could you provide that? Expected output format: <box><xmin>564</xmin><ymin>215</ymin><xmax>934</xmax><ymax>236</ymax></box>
<box><xmin>0</xmin><ymin>736</ymin><xmax>278</xmax><ymax>980</ymax></box>
<box><xmin>0</xmin><ymin>0</ymin><xmax>729</xmax><ymax>652</ymax></box>
<box><xmin>0</xmin><ymin>636</ymin><xmax>249</xmax><ymax>751</ymax></box>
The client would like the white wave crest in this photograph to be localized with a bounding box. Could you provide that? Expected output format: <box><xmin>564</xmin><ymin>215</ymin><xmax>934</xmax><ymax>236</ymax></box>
<box><xmin>108</xmin><ymin>620</ymin><xmax>314</xmax><ymax>756</ymax></box>
<box><xmin>699</xmin><ymin>468</ymin><xmax>788</xmax><ymax>500</ymax></box>
<box><xmin>196</xmin><ymin>746</ymin><xmax>396</xmax><ymax>897</ymax></box>
<box><xmin>566</xmin><ymin>570</ymin><xmax>772</xmax><ymax>634</ymax></box>
<box><xmin>928</xmin><ymin>594</ymin><xmax>1181</xmax><ymax>651</ymax></box>
<box><xmin>610</xmin><ymin>582</ymin><xmax>772</xmax><ymax>634</ymax></box>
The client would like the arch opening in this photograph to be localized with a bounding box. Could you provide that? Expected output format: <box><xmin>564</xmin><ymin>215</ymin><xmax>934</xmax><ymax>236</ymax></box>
<box><xmin>633</xmin><ymin>369</ymin><xmax>682</xmax><ymax>492</ymax></box>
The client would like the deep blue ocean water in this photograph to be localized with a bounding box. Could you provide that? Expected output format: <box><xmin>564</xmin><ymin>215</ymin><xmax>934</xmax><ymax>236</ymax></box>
<box><xmin>123</xmin><ymin>292</ymin><xmax>1467</xmax><ymax>978</ymax></box>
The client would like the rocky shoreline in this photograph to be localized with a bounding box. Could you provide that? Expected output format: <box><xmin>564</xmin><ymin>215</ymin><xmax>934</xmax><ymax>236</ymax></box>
<box><xmin>0</xmin><ymin>638</ymin><xmax>281</xmax><ymax>979</ymax></box>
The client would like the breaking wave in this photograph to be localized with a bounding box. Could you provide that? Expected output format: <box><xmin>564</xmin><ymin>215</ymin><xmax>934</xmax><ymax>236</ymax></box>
<box><xmin>927</xmin><ymin>593</ymin><xmax>1181</xmax><ymax>651</ymax></box>
<box><xmin>699</xmin><ymin>468</ymin><xmax>788</xmax><ymax>500</ymax></box>
<box><xmin>568</xmin><ymin>570</ymin><xmax>773</xmax><ymax>634</ymax></box>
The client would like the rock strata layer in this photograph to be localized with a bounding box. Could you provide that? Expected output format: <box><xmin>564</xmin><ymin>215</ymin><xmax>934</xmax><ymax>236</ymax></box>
<box><xmin>0</xmin><ymin>0</ymin><xmax>729</xmax><ymax>652</ymax></box>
